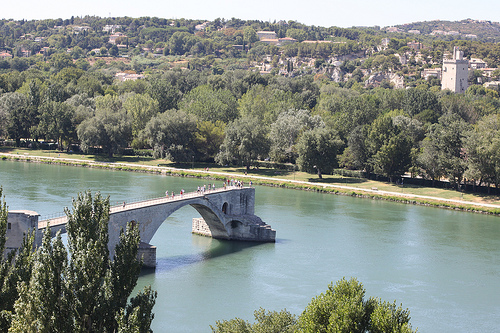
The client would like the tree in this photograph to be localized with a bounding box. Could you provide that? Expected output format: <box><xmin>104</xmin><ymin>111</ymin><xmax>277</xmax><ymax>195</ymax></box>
<box><xmin>286</xmin><ymin>28</ymin><xmax>307</xmax><ymax>42</ymax></box>
<box><xmin>147</xmin><ymin>77</ymin><xmax>182</xmax><ymax>112</ymax></box>
<box><xmin>10</xmin><ymin>229</ymin><xmax>72</xmax><ymax>333</ymax></box>
<box><xmin>1</xmin><ymin>190</ymin><xmax>156</xmax><ymax>332</ymax></box>
<box><xmin>402</xmin><ymin>88</ymin><xmax>440</xmax><ymax>118</ymax></box>
<box><xmin>49</xmin><ymin>53</ymin><xmax>75</xmax><ymax>72</ymax></box>
<box><xmin>371</xmin><ymin>134</ymin><xmax>412</xmax><ymax>183</ymax></box>
<box><xmin>342</xmin><ymin>125</ymin><xmax>369</xmax><ymax>171</ymax></box>
<box><xmin>65</xmin><ymin>191</ymin><xmax>155</xmax><ymax>332</ymax></box>
<box><xmin>195</xmin><ymin>120</ymin><xmax>226</xmax><ymax>162</ymax></box>
<box><xmin>77</xmin><ymin>98</ymin><xmax>132</xmax><ymax>157</ymax></box>
<box><xmin>0</xmin><ymin>92</ymin><xmax>30</xmax><ymax>146</ymax></box>
<box><xmin>0</xmin><ymin>189</ymin><xmax>34</xmax><ymax>330</ymax></box>
<box><xmin>109</xmin><ymin>44</ymin><xmax>119</xmax><ymax>57</ymax></box>
<box><xmin>464</xmin><ymin>114</ymin><xmax>500</xmax><ymax>191</ymax></box>
<box><xmin>213</xmin><ymin>278</ymin><xmax>416</xmax><ymax>333</ymax></box>
<box><xmin>179</xmin><ymin>84</ymin><xmax>238</xmax><ymax>124</ymax></box>
<box><xmin>365</xmin><ymin>114</ymin><xmax>414</xmax><ymax>181</ymax></box>
<box><xmin>212</xmin><ymin>308</ymin><xmax>297</xmax><ymax>333</ymax></box>
<box><xmin>269</xmin><ymin>109</ymin><xmax>324</xmax><ymax>163</ymax></box>
<box><xmin>243</xmin><ymin>27</ymin><xmax>258</xmax><ymax>46</ymax></box>
<box><xmin>419</xmin><ymin>114</ymin><xmax>470</xmax><ymax>188</ymax></box>
<box><xmin>38</xmin><ymin>101</ymin><xmax>75</xmax><ymax>149</ymax></box>
<box><xmin>140</xmin><ymin>109</ymin><xmax>197</xmax><ymax>161</ymax></box>
<box><xmin>299</xmin><ymin>278</ymin><xmax>370</xmax><ymax>333</ymax></box>
<box><xmin>296</xmin><ymin>127</ymin><xmax>343</xmax><ymax>179</ymax></box>
<box><xmin>299</xmin><ymin>278</ymin><xmax>415</xmax><ymax>333</ymax></box>
<box><xmin>216</xmin><ymin>116</ymin><xmax>270</xmax><ymax>171</ymax></box>
<box><xmin>122</xmin><ymin>93</ymin><xmax>159</xmax><ymax>139</ymax></box>
<box><xmin>238</xmin><ymin>85</ymin><xmax>305</xmax><ymax>126</ymax></box>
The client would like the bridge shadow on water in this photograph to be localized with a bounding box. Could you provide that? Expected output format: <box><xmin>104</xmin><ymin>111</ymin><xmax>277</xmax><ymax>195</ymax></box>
<box><xmin>140</xmin><ymin>238</ymin><xmax>274</xmax><ymax>276</ymax></box>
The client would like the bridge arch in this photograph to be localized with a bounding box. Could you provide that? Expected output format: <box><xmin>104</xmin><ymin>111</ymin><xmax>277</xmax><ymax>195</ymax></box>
<box><xmin>108</xmin><ymin>196</ymin><xmax>231</xmax><ymax>252</ymax></box>
<box><xmin>17</xmin><ymin>188</ymin><xmax>275</xmax><ymax>266</ymax></box>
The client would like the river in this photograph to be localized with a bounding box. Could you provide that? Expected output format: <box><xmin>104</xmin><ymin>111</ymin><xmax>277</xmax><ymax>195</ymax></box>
<box><xmin>1</xmin><ymin>159</ymin><xmax>499</xmax><ymax>332</ymax></box>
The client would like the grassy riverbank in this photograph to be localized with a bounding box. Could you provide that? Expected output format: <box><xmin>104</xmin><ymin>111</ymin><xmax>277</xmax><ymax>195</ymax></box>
<box><xmin>2</xmin><ymin>147</ymin><xmax>500</xmax><ymax>215</ymax></box>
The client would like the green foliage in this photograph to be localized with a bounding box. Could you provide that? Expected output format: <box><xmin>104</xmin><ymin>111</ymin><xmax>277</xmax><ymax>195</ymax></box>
<box><xmin>179</xmin><ymin>84</ymin><xmax>238</xmax><ymax>123</ymax></box>
<box><xmin>269</xmin><ymin>109</ymin><xmax>323</xmax><ymax>163</ymax></box>
<box><xmin>195</xmin><ymin>120</ymin><xmax>226</xmax><ymax>161</ymax></box>
<box><xmin>213</xmin><ymin>278</ymin><xmax>416</xmax><ymax>333</ymax></box>
<box><xmin>216</xmin><ymin>115</ymin><xmax>270</xmax><ymax>170</ymax></box>
<box><xmin>212</xmin><ymin>308</ymin><xmax>297</xmax><ymax>333</ymax></box>
<box><xmin>296</xmin><ymin>127</ymin><xmax>344</xmax><ymax>178</ymax></box>
<box><xmin>140</xmin><ymin>109</ymin><xmax>197</xmax><ymax>161</ymax></box>
<box><xmin>0</xmin><ymin>190</ymin><xmax>156</xmax><ymax>332</ymax></box>
<box><xmin>77</xmin><ymin>97</ymin><xmax>132</xmax><ymax>157</ymax></box>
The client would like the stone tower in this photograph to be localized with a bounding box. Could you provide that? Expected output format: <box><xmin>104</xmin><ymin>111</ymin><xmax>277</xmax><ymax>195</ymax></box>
<box><xmin>441</xmin><ymin>47</ymin><xmax>469</xmax><ymax>93</ymax></box>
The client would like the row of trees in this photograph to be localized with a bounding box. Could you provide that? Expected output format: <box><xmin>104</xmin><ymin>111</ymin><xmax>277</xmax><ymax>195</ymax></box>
<box><xmin>1</xmin><ymin>62</ymin><xmax>500</xmax><ymax>186</ymax></box>
<box><xmin>212</xmin><ymin>277</ymin><xmax>416</xmax><ymax>332</ymax></box>
<box><xmin>0</xmin><ymin>188</ymin><xmax>156</xmax><ymax>332</ymax></box>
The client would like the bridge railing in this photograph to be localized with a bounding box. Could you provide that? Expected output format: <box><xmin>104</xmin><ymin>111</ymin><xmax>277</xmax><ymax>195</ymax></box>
<box><xmin>39</xmin><ymin>185</ymin><xmax>245</xmax><ymax>223</ymax></box>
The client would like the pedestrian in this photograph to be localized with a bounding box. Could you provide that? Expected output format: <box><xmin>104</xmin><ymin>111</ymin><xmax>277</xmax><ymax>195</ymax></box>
<box><xmin>165</xmin><ymin>190</ymin><xmax>168</xmax><ymax>197</ymax></box>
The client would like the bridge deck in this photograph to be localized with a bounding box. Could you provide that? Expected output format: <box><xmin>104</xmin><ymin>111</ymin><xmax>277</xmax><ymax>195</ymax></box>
<box><xmin>38</xmin><ymin>186</ymin><xmax>244</xmax><ymax>230</ymax></box>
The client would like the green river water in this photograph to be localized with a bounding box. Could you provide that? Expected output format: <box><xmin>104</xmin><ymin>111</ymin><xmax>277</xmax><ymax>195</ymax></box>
<box><xmin>1</xmin><ymin>160</ymin><xmax>499</xmax><ymax>332</ymax></box>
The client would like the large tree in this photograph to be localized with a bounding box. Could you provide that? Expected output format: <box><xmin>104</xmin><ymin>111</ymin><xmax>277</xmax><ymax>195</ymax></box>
<box><xmin>140</xmin><ymin>109</ymin><xmax>197</xmax><ymax>161</ymax></box>
<box><xmin>6</xmin><ymin>191</ymin><xmax>156</xmax><ymax>332</ymax></box>
<box><xmin>0</xmin><ymin>92</ymin><xmax>30</xmax><ymax>146</ymax></box>
<box><xmin>296</xmin><ymin>127</ymin><xmax>343</xmax><ymax>179</ymax></box>
<box><xmin>212</xmin><ymin>278</ymin><xmax>416</xmax><ymax>333</ymax></box>
<box><xmin>37</xmin><ymin>101</ymin><xmax>75</xmax><ymax>150</ymax></box>
<box><xmin>269</xmin><ymin>109</ymin><xmax>324</xmax><ymax>163</ymax></box>
<box><xmin>77</xmin><ymin>107</ymin><xmax>131</xmax><ymax>157</ymax></box>
<box><xmin>216</xmin><ymin>115</ymin><xmax>270</xmax><ymax>171</ymax></box>
<box><xmin>179</xmin><ymin>84</ymin><xmax>238</xmax><ymax>124</ymax></box>
<box><xmin>419</xmin><ymin>113</ymin><xmax>470</xmax><ymax>188</ymax></box>
<box><xmin>464</xmin><ymin>114</ymin><xmax>500</xmax><ymax>190</ymax></box>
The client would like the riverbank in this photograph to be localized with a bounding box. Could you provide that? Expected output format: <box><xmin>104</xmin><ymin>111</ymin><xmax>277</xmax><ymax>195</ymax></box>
<box><xmin>2</xmin><ymin>150</ymin><xmax>500</xmax><ymax>216</ymax></box>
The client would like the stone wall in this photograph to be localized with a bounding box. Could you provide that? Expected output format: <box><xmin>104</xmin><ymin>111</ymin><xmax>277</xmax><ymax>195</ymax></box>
<box><xmin>4</xmin><ymin>210</ymin><xmax>39</xmax><ymax>258</ymax></box>
<box><xmin>192</xmin><ymin>217</ymin><xmax>212</xmax><ymax>237</ymax></box>
<box><xmin>138</xmin><ymin>242</ymin><xmax>156</xmax><ymax>268</ymax></box>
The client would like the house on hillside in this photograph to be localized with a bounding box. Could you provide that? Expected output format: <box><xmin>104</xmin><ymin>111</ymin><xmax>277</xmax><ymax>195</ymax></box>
<box><xmin>257</xmin><ymin>31</ymin><xmax>277</xmax><ymax>40</ymax></box>
<box><xmin>469</xmin><ymin>58</ymin><xmax>487</xmax><ymax>69</ymax></box>
<box><xmin>278</xmin><ymin>37</ymin><xmax>297</xmax><ymax>46</ymax></box>
<box><xmin>195</xmin><ymin>22</ymin><xmax>210</xmax><ymax>31</ymax></box>
<box><xmin>103</xmin><ymin>25</ymin><xmax>121</xmax><ymax>33</ymax></box>
<box><xmin>0</xmin><ymin>52</ymin><xmax>12</xmax><ymax>59</ymax></box>
<box><xmin>423</xmin><ymin>68</ymin><xmax>442</xmax><ymax>80</ymax></box>
<box><xmin>407</xmin><ymin>41</ymin><xmax>422</xmax><ymax>51</ymax></box>
<box><xmin>109</xmin><ymin>32</ymin><xmax>126</xmax><ymax>45</ymax></box>
<box><xmin>115</xmin><ymin>72</ymin><xmax>145</xmax><ymax>81</ymax></box>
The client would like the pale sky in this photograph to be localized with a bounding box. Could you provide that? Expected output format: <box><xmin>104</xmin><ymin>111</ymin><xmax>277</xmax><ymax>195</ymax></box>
<box><xmin>2</xmin><ymin>0</ymin><xmax>500</xmax><ymax>28</ymax></box>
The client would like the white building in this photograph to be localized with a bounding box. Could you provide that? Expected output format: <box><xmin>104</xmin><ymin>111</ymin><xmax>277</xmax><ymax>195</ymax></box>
<box><xmin>442</xmin><ymin>47</ymin><xmax>469</xmax><ymax>93</ymax></box>
<box><xmin>469</xmin><ymin>58</ymin><xmax>487</xmax><ymax>69</ymax></box>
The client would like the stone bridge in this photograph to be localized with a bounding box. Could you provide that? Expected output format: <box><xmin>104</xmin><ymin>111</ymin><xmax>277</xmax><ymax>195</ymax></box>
<box><xmin>5</xmin><ymin>187</ymin><xmax>275</xmax><ymax>267</ymax></box>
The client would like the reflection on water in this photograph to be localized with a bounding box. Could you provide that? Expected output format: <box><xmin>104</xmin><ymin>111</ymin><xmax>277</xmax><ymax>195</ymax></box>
<box><xmin>145</xmin><ymin>238</ymin><xmax>266</xmax><ymax>275</ymax></box>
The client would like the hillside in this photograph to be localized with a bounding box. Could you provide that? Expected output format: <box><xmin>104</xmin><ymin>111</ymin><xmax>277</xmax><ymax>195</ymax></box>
<box><xmin>393</xmin><ymin>19</ymin><xmax>500</xmax><ymax>42</ymax></box>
